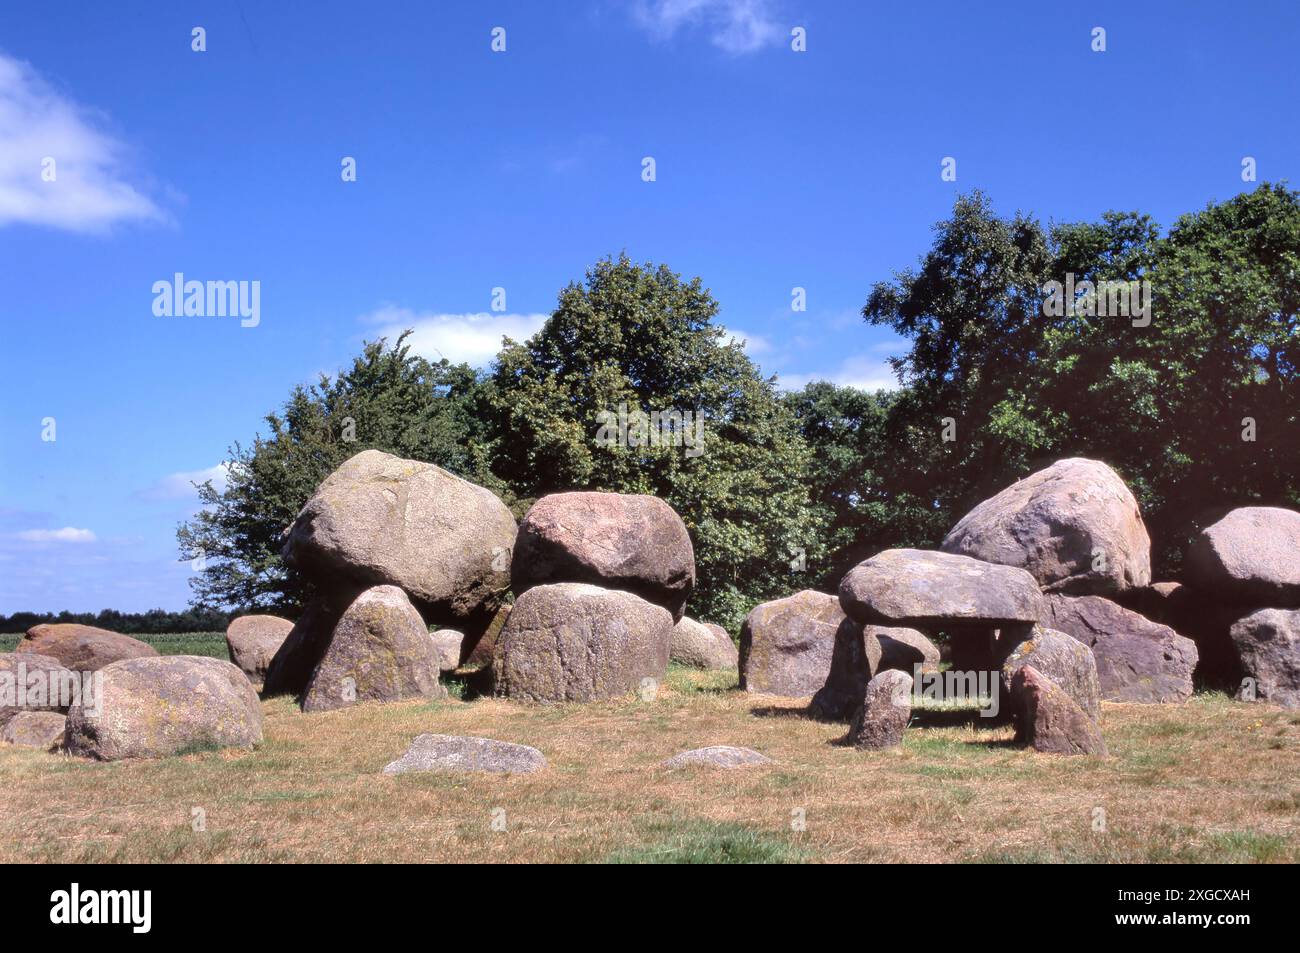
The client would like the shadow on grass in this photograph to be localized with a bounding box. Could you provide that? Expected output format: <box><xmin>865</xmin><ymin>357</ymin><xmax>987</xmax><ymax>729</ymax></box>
<box><xmin>750</xmin><ymin>705</ymin><xmax>815</xmax><ymax>720</ymax></box>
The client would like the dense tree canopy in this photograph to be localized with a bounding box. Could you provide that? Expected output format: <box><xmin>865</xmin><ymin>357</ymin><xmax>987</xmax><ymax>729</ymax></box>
<box><xmin>175</xmin><ymin>185</ymin><xmax>1300</xmax><ymax>632</ymax></box>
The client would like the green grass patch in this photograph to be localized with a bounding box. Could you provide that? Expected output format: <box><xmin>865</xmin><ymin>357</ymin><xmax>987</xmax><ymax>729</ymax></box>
<box><xmin>601</xmin><ymin>818</ymin><xmax>808</xmax><ymax>864</ymax></box>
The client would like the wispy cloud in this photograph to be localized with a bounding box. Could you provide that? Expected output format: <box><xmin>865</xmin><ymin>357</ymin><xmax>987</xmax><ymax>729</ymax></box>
<box><xmin>717</xmin><ymin>325</ymin><xmax>771</xmax><ymax>355</ymax></box>
<box><xmin>15</xmin><ymin>527</ymin><xmax>97</xmax><ymax>544</ymax></box>
<box><xmin>363</xmin><ymin>306</ymin><xmax>550</xmax><ymax>367</ymax></box>
<box><xmin>631</xmin><ymin>0</ymin><xmax>784</xmax><ymax>55</ymax></box>
<box><xmin>778</xmin><ymin>353</ymin><xmax>901</xmax><ymax>393</ymax></box>
<box><xmin>138</xmin><ymin>464</ymin><xmax>230</xmax><ymax>502</ymax></box>
<box><xmin>0</xmin><ymin>53</ymin><xmax>164</xmax><ymax>232</ymax></box>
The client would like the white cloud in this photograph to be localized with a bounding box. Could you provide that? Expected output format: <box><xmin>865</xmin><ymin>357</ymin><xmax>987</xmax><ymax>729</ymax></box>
<box><xmin>717</xmin><ymin>325</ymin><xmax>771</xmax><ymax>355</ymax></box>
<box><xmin>139</xmin><ymin>464</ymin><xmax>230</xmax><ymax>501</ymax></box>
<box><xmin>0</xmin><ymin>53</ymin><xmax>164</xmax><ymax>232</ymax></box>
<box><xmin>778</xmin><ymin>354</ymin><xmax>901</xmax><ymax>393</ymax></box>
<box><xmin>363</xmin><ymin>307</ymin><xmax>550</xmax><ymax>367</ymax></box>
<box><xmin>631</xmin><ymin>0</ymin><xmax>783</xmax><ymax>54</ymax></box>
<box><xmin>16</xmin><ymin>527</ymin><xmax>97</xmax><ymax>544</ymax></box>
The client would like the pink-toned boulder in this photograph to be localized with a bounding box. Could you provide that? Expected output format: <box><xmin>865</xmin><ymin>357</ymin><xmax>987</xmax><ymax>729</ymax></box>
<box><xmin>1186</xmin><ymin>507</ymin><xmax>1300</xmax><ymax>608</ymax></box>
<box><xmin>1011</xmin><ymin>666</ymin><xmax>1107</xmax><ymax>756</ymax></box>
<box><xmin>512</xmin><ymin>492</ymin><xmax>695</xmax><ymax>622</ymax></box>
<box><xmin>16</xmin><ymin>624</ymin><xmax>157</xmax><ymax>671</ymax></box>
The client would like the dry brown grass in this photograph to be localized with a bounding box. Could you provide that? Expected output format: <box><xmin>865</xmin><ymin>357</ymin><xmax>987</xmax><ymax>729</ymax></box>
<box><xmin>1</xmin><ymin>666</ymin><xmax>1296</xmax><ymax>863</ymax></box>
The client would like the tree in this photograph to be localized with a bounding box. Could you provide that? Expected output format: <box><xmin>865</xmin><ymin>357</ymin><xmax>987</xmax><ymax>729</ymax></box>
<box><xmin>483</xmin><ymin>254</ymin><xmax>821</xmax><ymax>630</ymax></box>
<box><xmin>783</xmin><ymin>382</ymin><xmax>940</xmax><ymax>589</ymax></box>
<box><xmin>178</xmin><ymin>333</ymin><xmax>488</xmax><ymax>613</ymax></box>
<box><xmin>863</xmin><ymin>185</ymin><xmax>1300</xmax><ymax>577</ymax></box>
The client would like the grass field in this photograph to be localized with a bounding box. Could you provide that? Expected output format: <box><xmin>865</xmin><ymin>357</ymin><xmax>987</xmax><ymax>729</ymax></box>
<box><xmin>0</xmin><ymin>655</ymin><xmax>1296</xmax><ymax>863</ymax></box>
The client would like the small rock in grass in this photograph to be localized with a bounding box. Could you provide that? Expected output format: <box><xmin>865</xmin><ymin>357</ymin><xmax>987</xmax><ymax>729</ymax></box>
<box><xmin>383</xmin><ymin>734</ymin><xmax>547</xmax><ymax>774</ymax></box>
<box><xmin>662</xmin><ymin>746</ymin><xmax>772</xmax><ymax>769</ymax></box>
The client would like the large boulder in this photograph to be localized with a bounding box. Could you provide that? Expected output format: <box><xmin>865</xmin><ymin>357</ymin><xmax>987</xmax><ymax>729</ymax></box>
<box><xmin>64</xmin><ymin>656</ymin><xmax>262</xmax><ymax>761</ymax></box>
<box><xmin>224</xmin><ymin>615</ymin><xmax>293</xmax><ymax>686</ymax></box>
<box><xmin>1186</xmin><ymin>507</ymin><xmax>1300</xmax><ymax>608</ymax></box>
<box><xmin>1042</xmin><ymin>594</ymin><xmax>1197</xmax><ymax>703</ymax></box>
<box><xmin>1011</xmin><ymin>666</ymin><xmax>1107</xmax><ymax>756</ymax></box>
<box><xmin>1000</xmin><ymin>625</ymin><xmax>1101</xmax><ymax>722</ymax></box>
<box><xmin>16</xmin><ymin>624</ymin><xmax>157</xmax><ymax>671</ymax></box>
<box><xmin>511</xmin><ymin>492</ymin><xmax>695</xmax><ymax>622</ymax></box>
<box><xmin>262</xmin><ymin>588</ymin><xmax>361</xmax><ymax>698</ymax></box>
<box><xmin>0</xmin><ymin>653</ymin><xmax>76</xmax><ymax>726</ymax></box>
<box><xmin>877</xmin><ymin>628</ymin><xmax>941</xmax><ymax>675</ymax></box>
<box><xmin>670</xmin><ymin>618</ymin><xmax>738</xmax><ymax>670</ymax></box>
<box><xmin>941</xmin><ymin>458</ymin><xmax>1151</xmax><ymax>595</ymax></box>
<box><xmin>282</xmin><ymin>449</ymin><xmax>517</xmax><ymax>626</ymax></box>
<box><xmin>1114</xmin><ymin>581</ymin><xmax>1242</xmax><ymax>688</ymax></box>
<box><xmin>1229</xmin><ymin>609</ymin><xmax>1300</xmax><ymax>708</ymax></box>
<box><xmin>847</xmin><ymin>669</ymin><xmax>913</xmax><ymax>750</ymax></box>
<box><xmin>739</xmin><ymin>590</ymin><xmax>847</xmax><ymax>697</ymax></box>
<box><xmin>838</xmin><ymin>549</ymin><xmax>1043</xmax><ymax>628</ymax></box>
<box><xmin>491</xmin><ymin>583</ymin><xmax>672</xmax><ymax>703</ymax></box>
<box><xmin>1</xmin><ymin>712</ymin><xmax>66</xmax><ymax>751</ymax></box>
<box><xmin>302</xmin><ymin>586</ymin><xmax>447</xmax><ymax>713</ymax></box>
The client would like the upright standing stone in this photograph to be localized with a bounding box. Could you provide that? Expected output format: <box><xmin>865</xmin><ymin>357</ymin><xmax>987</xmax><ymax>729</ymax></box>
<box><xmin>847</xmin><ymin>670</ymin><xmax>913</xmax><ymax>750</ymax></box>
<box><xmin>302</xmin><ymin>586</ymin><xmax>447</xmax><ymax>713</ymax></box>
<box><xmin>492</xmin><ymin>583</ymin><xmax>672</xmax><ymax>703</ymax></box>
<box><xmin>1011</xmin><ymin>666</ymin><xmax>1107</xmax><ymax>756</ymax></box>
<box><xmin>1230</xmin><ymin>608</ymin><xmax>1300</xmax><ymax>708</ymax></box>
<box><xmin>1000</xmin><ymin>625</ymin><xmax>1101</xmax><ymax>722</ymax></box>
<box><xmin>739</xmin><ymin>590</ymin><xmax>848</xmax><ymax>697</ymax></box>
<box><xmin>262</xmin><ymin>588</ymin><xmax>361</xmax><ymax>698</ymax></box>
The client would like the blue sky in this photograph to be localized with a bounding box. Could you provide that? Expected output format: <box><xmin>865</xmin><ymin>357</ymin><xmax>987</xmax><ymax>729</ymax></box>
<box><xmin>1</xmin><ymin>0</ymin><xmax>1297</xmax><ymax>613</ymax></box>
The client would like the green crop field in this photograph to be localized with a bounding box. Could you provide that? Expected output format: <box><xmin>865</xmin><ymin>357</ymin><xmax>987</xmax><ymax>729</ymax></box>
<box><xmin>0</xmin><ymin>632</ymin><xmax>227</xmax><ymax>658</ymax></box>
